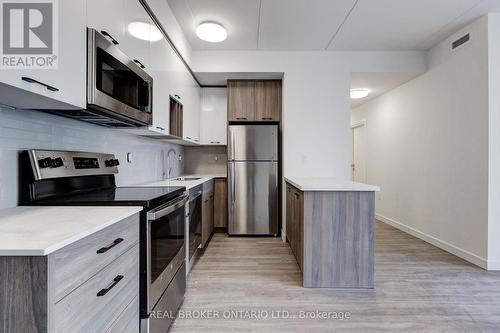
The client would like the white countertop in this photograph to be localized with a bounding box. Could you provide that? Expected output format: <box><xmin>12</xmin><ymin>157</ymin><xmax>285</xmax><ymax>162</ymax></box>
<box><xmin>0</xmin><ymin>206</ymin><xmax>142</xmax><ymax>256</ymax></box>
<box><xmin>285</xmin><ymin>177</ymin><xmax>380</xmax><ymax>192</ymax></box>
<box><xmin>136</xmin><ymin>174</ymin><xmax>226</xmax><ymax>190</ymax></box>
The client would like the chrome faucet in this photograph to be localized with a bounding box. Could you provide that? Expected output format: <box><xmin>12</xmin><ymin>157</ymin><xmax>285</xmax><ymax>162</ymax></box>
<box><xmin>167</xmin><ymin>148</ymin><xmax>177</xmax><ymax>178</ymax></box>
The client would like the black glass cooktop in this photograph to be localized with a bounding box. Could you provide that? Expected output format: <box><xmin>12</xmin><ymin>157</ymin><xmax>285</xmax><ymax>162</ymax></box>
<box><xmin>36</xmin><ymin>186</ymin><xmax>186</xmax><ymax>208</ymax></box>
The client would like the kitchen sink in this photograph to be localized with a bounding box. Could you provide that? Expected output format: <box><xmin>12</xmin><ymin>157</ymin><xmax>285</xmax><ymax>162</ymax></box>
<box><xmin>172</xmin><ymin>177</ymin><xmax>202</xmax><ymax>181</ymax></box>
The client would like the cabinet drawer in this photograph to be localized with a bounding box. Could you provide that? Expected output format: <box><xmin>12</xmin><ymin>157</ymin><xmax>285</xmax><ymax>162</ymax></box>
<box><xmin>55</xmin><ymin>244</ymin><xmax>139</xmax><ymax>333</ymax></box>
<box><xmin>53</xmin><ymin>213</ymin><xmax>139</xmax><ymax>301</ymax></box>
<box><xmin>107</xmin><ymin>296</ymin><xmax>139</xmax><ymax>333</ymax></box>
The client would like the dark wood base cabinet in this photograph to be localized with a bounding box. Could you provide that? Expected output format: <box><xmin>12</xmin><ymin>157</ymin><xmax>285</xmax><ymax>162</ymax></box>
<box><xmin>214</xmin><ymin>178</ymin><xmax>228</xmax><ymax>230</ymax></box>
<box><xmin>286</xmin><ymin>182</ymin><xmax>375</xmax><ymax>289</ymax></box>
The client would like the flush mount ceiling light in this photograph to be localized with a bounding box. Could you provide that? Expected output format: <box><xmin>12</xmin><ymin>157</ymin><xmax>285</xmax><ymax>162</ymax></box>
<box><xmin>128</xmin><ymin>22</ymin><xmax>162</xmax><ymax>42</ymax></box>
<box><xmin>350</xmin><ymin>88</ymin><xmax>370</xmax><ymax>99</ymax></box>
<box><xmin>196</xmin><ymin>22</ymin><xmax>227</xmax><ymax>43</ymax></box>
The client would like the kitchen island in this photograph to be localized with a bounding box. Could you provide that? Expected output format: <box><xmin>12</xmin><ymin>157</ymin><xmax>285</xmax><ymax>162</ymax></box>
<box><xmin>285</xmin><ymin>177</ymin><xmax>380</xmax><ymax>288</ymax></box>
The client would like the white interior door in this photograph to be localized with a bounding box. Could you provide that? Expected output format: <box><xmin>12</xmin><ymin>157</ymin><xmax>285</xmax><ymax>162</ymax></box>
<box><xmin>352</xmin><ymin>122</ymin><xmax>367</xmax><ymax>183</ymax></box>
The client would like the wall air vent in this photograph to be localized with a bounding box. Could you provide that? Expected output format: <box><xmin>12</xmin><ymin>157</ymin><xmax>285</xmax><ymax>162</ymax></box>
<box><xmin>451</xmin><ymin>33</ymin><xmax>470</xmax><ymax>50</ymax></box>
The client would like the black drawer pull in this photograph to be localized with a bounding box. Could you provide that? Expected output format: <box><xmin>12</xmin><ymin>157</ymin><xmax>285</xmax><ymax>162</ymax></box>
<box><xmin>262</xmin><ymin>117</ymin><xmax>273</xmax><ymax>120</ymax></box>
<box><xmin>101</xmin><ymin>30</ymin><xmax>119</xmax><ymax>45</ymax></box>
<box><xmin>96</xmin><ymin>275</ymin><xmax>123</xmax><ymax>297</ymax></box>
<box><xmin>236</xmin><ymin>117</ymin><xmax>247</xmax><ymax>120</ymax></box>
<box><xmin>133</xmin><ymin>59</ymin><xmax>146</xmax><ymax>69</ymax></box>
<box><xmin>210</xmin><ymin>141</ymin><xmax>220</xmax><ymax>144</ymax></box>
<box><xmin>21</xmin><ymin>77</ymin><xmax>59</xmax><ymax>91</ymax></box>
<box><xmin>97</xmin><ymin>238</ymin><xmax>123</xmax><ymax>254</ymax></box>
<box><xmin>156</xmin><ymin>126</ymin><xmax>165</xmax><ymax>131</ymax></box>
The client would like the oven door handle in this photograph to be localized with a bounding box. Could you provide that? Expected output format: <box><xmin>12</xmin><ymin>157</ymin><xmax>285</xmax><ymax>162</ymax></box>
<box><xmin>147</xmin><ymin>195</ymin><xmax>188</xmax><ymax>221</ymax></box>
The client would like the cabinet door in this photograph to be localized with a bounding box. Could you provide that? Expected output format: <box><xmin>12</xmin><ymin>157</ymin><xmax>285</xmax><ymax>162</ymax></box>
<box><xmin>295</xmin><ymin>190</ymin><xmax>304</xmax><ymax>271</ymax></box>
<box><xmin>182</xmin><ymin>73</ymin><xmax>201</xmax><ymax>143</ymax></box>
<box><xmin>214</xmin><ymin>178</ymin><xmax>228</xmax><ymax>228</ymax></box>
<box><xmin>121</xmin><ymin>0</ymin><xmax>152</xmax><ymax>69</ymax></box>
<box><xmin>228</xmin><ymin>81</ymin><xmax>256</xmax><ymax>121</ymax></box>
<box><xmin>147</xmin><ymin>37</ymin><xmax>178</xmax><ymax>135</ymax></box>
<box><xmin>0</xmin><ymin>0</ymin><xmax>86</xmax><ymax>109</ymax></box>
<box><xmin>286</xmin><ymin>185</ymin><xmax>292</xmax><ymax>243</ymax></box>
<box><xmin>255</xmin><ymin>81</ymin><xmax>281</xmax><ymax>121</ymax></box>
<box><xmin>200</xmin><ymin>88</ymin><xmax>228</xmax><ymax>145</ymax></box>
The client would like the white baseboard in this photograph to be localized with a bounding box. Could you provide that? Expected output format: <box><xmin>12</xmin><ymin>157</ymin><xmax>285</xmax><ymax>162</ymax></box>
<box><xmin>487</xmin><ymin>260</ymin><xmax>500</xmax><ymax>271</ymax></box>
<box><xmin>376</xmin><ymin>213</ymin><xmax>489</xmax><ymax>270</ymax></box>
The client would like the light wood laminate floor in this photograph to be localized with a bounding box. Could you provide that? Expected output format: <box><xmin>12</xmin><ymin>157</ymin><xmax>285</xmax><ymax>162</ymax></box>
<box><xmin>170</xmin><ymin>222</ymin><xmax>500</xmax><ymax>332</ymax></box>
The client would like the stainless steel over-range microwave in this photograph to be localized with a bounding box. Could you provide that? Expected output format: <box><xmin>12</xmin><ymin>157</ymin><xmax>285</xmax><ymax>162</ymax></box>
<box><xmin>85</xmin><ymin>28</ymin><xmax>153</xmax><ymax>127</ymax></box>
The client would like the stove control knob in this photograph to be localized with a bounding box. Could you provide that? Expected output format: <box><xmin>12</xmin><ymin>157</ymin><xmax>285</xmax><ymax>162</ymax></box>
<box><xmin>51</xmin><ymin>157</ymin><xmax>64</xmax><ymax>168</ymax></box>
<box><xmin>38</xmin><ymin>157</ymin><xmax>52</xmax><ymax>169</ymax></box>
<box><xmin>105</xmin><ymin>159</ymin><xmax>120</xmax><ymax>167</ymax></box>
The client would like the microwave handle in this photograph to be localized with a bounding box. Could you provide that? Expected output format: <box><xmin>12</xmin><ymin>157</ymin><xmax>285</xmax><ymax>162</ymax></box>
<box><xmin>101</xmin><ymin>30</ymin><xmax>119</xmax><ymax>45</ymax></box>
<box><xmin>147</xmin><ymin>195</ymin><xmax>188</xmax><ymax>221</ymax></box>
<box><xmin>133</xmin><ymin>59</ymin><xmax>146</xmax><ymax>69</ymax></box>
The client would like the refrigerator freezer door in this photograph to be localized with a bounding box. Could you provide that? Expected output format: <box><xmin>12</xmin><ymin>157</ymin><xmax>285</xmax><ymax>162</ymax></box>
<box><xmin>228</xmin><ymin>125</ymin><xmax>278</xmax><ymax>161</ymax></box>
<box><xmin>228</xmin><ymin>161</ymin><xmax>278</xmax><ymax>235</ymax></box>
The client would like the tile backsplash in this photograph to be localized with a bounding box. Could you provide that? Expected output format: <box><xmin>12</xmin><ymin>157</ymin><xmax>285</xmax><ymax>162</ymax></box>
<box><xmin>0</xmin><ymin>108</ymin><xmax>183</xmax><ymax>209</ymax></box>
<box><xmin>183</xmin><ymin>146</ymin><xmax>227</xmax><ymax>175</ymax></box>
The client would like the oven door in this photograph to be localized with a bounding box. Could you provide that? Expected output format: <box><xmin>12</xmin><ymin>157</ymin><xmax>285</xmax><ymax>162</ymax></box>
<box><xmin>146</xmin><ymin>194</ymin><xmax>187</xmax><ymax>313</ymax></box>
<box><xmin>87</xmin><ymin>28</ymin><xmax>153</xmax><ymax>126</ymax></box>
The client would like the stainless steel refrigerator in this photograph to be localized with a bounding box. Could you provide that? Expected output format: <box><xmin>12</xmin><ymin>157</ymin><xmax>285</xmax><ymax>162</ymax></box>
<box><xmin>228</xmin><ymin>124</ymin><xmax>279</xmax><ymax>236</ymax></box>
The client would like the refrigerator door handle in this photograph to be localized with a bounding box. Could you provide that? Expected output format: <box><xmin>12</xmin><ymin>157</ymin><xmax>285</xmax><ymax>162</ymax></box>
<box><xmin>230</xmin><ymin>131</ymin><xmax>235</xmax><ymax>161</ymax></box>
<box><xmin>230</xmin><ymin>163</ymin><xmax>235</xmax><ymax>206</ymax></box>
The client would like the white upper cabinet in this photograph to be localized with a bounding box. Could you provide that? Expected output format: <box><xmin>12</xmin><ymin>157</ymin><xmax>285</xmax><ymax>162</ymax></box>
<box><xmin>121</xmin><ymin>0</ymin><xmax>152</xmax><ymax>70</ymax></box>
<box><xmin>182</xmin><ymin>73</ymin><xmax>201</xmax><ymax>144</ymax></box>
<box><xmin>86</xmin><ymin>0</ymin><xmax>125</xmax><ymax>46</ymax></box>
<box><xmin>0</xmin><ymin>0</ymin><xmax>87</xmax><ymax>109</ymax></box>
<box><xmin>200</xmin><ymin>88</ymin><xmax>227</xmax><ymax>145</ymax></box>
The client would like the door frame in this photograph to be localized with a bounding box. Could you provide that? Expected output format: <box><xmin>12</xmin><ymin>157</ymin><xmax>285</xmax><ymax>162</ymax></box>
<box><xmin>351</xmin><ymin>119</ymin><xmax>367</xmax><ymax>182</ymax></box>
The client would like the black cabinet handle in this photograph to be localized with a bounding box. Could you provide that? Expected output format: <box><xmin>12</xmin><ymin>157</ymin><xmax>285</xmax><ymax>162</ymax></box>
<box><xmin>21</xmin><ymin>77</ymin><xmax>59</xmax><ymax>91</ymax></box>
<box><xmin>133</xmin><ymin>59</ymin><xmax>146</xmax><ymax>69</ymax></box>
<box><xmin>236</xmin><ymin>117</ymin><xmax>247</xmax><ymax>120</ymax></box>
<box><xmin>101</xmin><ymin>30</ymin><xmax>119</xmax><ymax>45</ymax></box>
<box><xmin>210</xmin><ymin>141</ymin><xmax>220</xmax><ymax>144</ymax></box>
<box><xmin>156</xmin><ymin>126</ymin><xmax>165</xmax><ymax>131</ymax></box>
<box><xmin>262</xmin><ymin>117</ymin><xmax>273</xmax><ymax>120</ymax></box>
<box><xmin>96</xmin><ymin>275</ymin><xmax>123</xmax><ymax>297</ymax></box>
<box><xmin>96</xmin><ymin>238</ymin><xmax>123</xmax><ymax>254</ymax></box>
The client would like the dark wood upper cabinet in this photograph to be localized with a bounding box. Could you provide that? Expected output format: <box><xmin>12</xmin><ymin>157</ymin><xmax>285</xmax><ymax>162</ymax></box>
<box><xmin>228</xmin><ymin>80</ymin><xmax>282</xmax><ymax>122</ymax></box>
<box><xmin>255</xmin><ymin>80</ymin><xmax>282</xmax><ymax>121</ymax></box>
<box><xmin>228</xmin><ymin>80</ymin><xmax>256</xmax><ymax>121</ymax></box>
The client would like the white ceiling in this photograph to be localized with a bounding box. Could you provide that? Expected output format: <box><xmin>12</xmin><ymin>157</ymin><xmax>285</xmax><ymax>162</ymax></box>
<box><xmin>350</xmin><ymin>72</ymin><xmax>420</xmax><ymax>108</ymax></box>
<box><xmin>167</xmin><ymin>0</ymin><xmax>500</xmax><ymax>51</ymax></box>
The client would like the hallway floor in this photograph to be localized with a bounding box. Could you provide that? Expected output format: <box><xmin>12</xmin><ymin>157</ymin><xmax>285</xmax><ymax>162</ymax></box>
<box><xmin>170</xmin><ymin>222</ymin><xmax>500</xmax><ymax>332</ymax></box>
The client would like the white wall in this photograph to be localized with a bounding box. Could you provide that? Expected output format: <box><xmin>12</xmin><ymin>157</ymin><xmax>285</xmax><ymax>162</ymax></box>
<box><xmin>0</xmin><ymin>108</ymin><xmax>183</xmax><ymax>209</ymax></box>
<box><xmin>191</xmin><ymin>51</ymin><xmax>427</xmax><ymax>180</ymax></box>
<box><xmin>352</xmin><ymin>16</ymin><xmax>492</xmax><ymax>268</ymax></box>
<box><xmin>487</xmin><ymin>13</ymin><xmax>500</xmax><ymax>270</ymax></box>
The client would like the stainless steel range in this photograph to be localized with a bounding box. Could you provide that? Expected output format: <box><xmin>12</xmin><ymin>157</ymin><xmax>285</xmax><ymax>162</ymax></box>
<box><xmin>19</xmin><ymin>149</ymin><xmax>186</xmax><ymax>332</ymax></box>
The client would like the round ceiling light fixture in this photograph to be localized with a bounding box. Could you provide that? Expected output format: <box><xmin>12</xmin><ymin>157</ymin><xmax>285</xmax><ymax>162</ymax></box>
<box><xmin>196</xmin><ymin>22</ymin><xmax>227</xmax><ymax>43</ymax></box>
<box><xmin>350</xmin><ymin>88</ymin><xmax>370</xmax><ymax>99</ymax></box>
<box><xmin>128</xmin><ymin>22</ymin><xmax>163</xmax><ymax>42</ymax></box>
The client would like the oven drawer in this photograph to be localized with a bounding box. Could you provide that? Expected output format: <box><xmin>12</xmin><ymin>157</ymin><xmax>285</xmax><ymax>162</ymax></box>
<box><xmin>53</xmin><ymin>213</ymin><xmax>139</xmax><ymax>301</ymax></box>
<box><xmin>55</xmin><ymin>244</ymin><xmax>139</xmax><ymax>333</ymax></box>
<box><xmin>107</xmin><ymin>296</ymin><xmax>139</xmax><ymax>333</ymax></box>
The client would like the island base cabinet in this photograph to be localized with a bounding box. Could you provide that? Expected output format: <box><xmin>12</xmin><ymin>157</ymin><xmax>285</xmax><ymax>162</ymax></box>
<box><xmin>0</xmin><ymin>214</ymin><xmax>140</xmax><ymax>333</ymax></box>
<box><xmin>286</xmin><ymin>182</ymin><xmax>375</xmax><ymax>289</ymax></box>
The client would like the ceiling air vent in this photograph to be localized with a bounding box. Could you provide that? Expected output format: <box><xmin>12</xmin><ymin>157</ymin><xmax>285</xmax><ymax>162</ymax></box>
<box><xmin>451</xmin><ymin>33</ymin><xmax>470</xmax><ymax>50</ymax></box>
